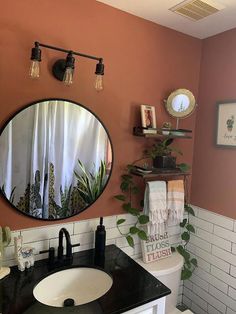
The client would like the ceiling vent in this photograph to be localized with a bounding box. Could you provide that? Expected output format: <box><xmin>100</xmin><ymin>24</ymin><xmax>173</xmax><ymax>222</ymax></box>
<box><xmin>169</xmin><ymin>0</ymin><xmax>225</xmax><ymax>21</ymax></box>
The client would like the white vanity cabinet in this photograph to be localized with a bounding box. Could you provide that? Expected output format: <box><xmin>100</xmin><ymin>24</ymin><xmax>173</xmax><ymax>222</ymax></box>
<box><xmin>122</xmin><ymin>297</ymin><xmax>166</xmax><ymax>314</ymax></box>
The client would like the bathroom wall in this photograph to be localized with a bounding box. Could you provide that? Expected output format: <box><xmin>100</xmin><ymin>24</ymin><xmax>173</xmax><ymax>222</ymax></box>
<box><xmin>183</xmin><ymin>206</ymin><xmax>236</xmax><ymax>314</ymax></box>
<box><xmin>191</xmin><ymin>28</ymin><xmax>236</xmax><ymax>220</ymax></box>
<box><xmin>0</xmin><ymin>0</ymin><xmax>202</xmax><ymax>230</ymax></box>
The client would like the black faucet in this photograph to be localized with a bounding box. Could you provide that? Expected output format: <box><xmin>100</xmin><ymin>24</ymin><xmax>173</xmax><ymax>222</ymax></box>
<box><xmin>40</xmin><ymin>228</ymin><xmax>80</xmax><ymax>267</ymax></box>
<box><xmin>57</xmin><ymin>228</ymin><xmax>80</xmax><ymax>260</ymax></box>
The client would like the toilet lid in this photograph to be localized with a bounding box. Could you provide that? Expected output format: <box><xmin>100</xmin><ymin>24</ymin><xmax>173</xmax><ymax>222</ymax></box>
<box><xmin>136</xmin><ymin>252</ymin><xmax>184</xmax><ymax>276</ymax></box>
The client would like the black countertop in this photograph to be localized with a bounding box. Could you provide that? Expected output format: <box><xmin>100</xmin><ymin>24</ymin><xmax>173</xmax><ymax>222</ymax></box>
<box><xmin>0</xmin><ymin>245</ymin><xmax>171</xmax><ymax>314</ymax></box>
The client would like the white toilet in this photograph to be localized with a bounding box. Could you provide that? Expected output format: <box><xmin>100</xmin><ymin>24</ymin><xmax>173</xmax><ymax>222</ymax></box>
<box><xmin>137</xmin><ymin>252</ymin><xmax>193</xmax><ymax>314</ymax></box>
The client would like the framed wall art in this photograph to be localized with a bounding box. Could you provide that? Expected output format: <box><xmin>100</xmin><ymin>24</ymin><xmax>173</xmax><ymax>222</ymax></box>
<box><xmin>141</xmin><ymin>231</ymin><xmax>172</xmax><ymax>263</ymax></box>
<box><xmin>216</xmin><ymin>101</ymin><xmax>236</xmax><ymax>148</ymax></box>
<box><xmin>140</xmin><ymin>104</ymin><xmax>157</xmax><ymax>134</ymax></box>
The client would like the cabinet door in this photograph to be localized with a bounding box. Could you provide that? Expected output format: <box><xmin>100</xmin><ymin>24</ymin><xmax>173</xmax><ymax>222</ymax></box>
<box><xmin>122</xmin><ymin>297</ymin><xmax>165</xmax><ymax>314</ymax></box>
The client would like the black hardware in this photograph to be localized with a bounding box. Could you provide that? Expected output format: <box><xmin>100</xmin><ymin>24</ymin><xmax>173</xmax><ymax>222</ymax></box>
<box><xmin>58</xmin><ymin>228</ymin><xmax>80</xmax><ymax>260</ymax></box>
<box><xmin>34</xmin><ymin>41</ymin><xmax>103</xmax><ymax>62</ymax></box>
<box><xmin>63</xmin><ymin>298</ymin><xmax>75</xmax><ymax>307</ymax></box>
<box><xmin>39</xmin><ymin>247</ymin><xmax>55</xmax><ymax>266</ymax></box>
<box><xmin>30</xmin><ymin>42</ymin><xmax>104</xmax><ymax>85</ymax></box>
<box><xmin>30</xmin><ymin>42</ymin><xmax>41</xmax><ymax>62</ymax></box>
<box><xmin>66</xmin><ymin>243</ymin><xmax>81</xmax><ymax>259</ymax></box>
<box><xmin>95</xmin><ymin>60</ymin><xmax>104</xmax><ymax>75</ymax></box>
<box><xmin>52</xmin><ymin>52</ymin><xmax>75</xmax><ymax>82</ymax></box>
<box><xmin>52</xmin><ymin>60</ymin><xmax>66</xmax><ymax>81</ymax></box>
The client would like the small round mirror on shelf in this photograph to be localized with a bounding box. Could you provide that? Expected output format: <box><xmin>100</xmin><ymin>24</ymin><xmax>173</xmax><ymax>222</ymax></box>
<box><xmin>0</xmin><ymin>99</ymin><xmax>113</xmax><ymax>221</ymax></box>
<box><xmin>165</xmin><ymin>89</ymin><xmax>196</xmax><ymax>119</ymax></box>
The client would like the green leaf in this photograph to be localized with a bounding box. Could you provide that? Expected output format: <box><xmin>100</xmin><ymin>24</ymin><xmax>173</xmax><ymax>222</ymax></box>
<box><xmin>130</xmin><ymin>226</ymin><xmax>139</xmax><ymax>234</ymax></box>
<box><xmin>181</xmin><ymin>268</ymin><xmax>192</xmax><ymax>280</ymax></box>
<box><xmin>165</xmin><ymin>138</ymin><xmax>174</xmax><ymax>146</ymax></box>
<box><xmin>122</xmin><ymin>203</ymin><xmax>131</xmax><ymax>212</ymax></box>
<box><xmin>176</xmin><ymin>245</ymin><xmax>184</xmax><ymax>254</ymax></box>
<box><xmin>127</xmin><ymin>164</ymin><xmax>135</xmax><ymax>171</ymax></box>
<box><xmin>138</xmin><ymin>230</ymin><xmax>148</xmax><ymax>241</ymax></box>
<box><xmin>178</xmin><ymin>163</ymin><xmax>190</xmax><ymax>172</ymax></box>
<box><xmin>176</xmin><ymin>245</ymin><xmax>190</xmax><ymax>262</ymax></box>
<box><xmin>185</xmin><ymin>204</ymin><xmax>195</xmax><ymax>216</ymax></box>
<box><xmin>121</xmin><ymin>174</ymin><xmax>132</xmax><ymax>181</ymax></box>
<box><xmin>120</xmin><ymin>181</ymin><xmax>129</xmax><ymax>192</ymax></box>
<box><xmin>182</xmin><ymin>251</ymin><xmax>191</xmax><ymax>264</ymax></box>
<box><xmin>191</xmin><ymin>258</ymin><xmax>198</xmax><ymax>267</ymax></box>
<box><xmin>117</xmin><ymin>219</ymin><xmax>126</xmax><ymax>225</ymax></box>
<box><xmin>138</xmin><ymin>215</ymin><xmax>149</xmax><ymax>224</ymax></box>
<box><xmin>128</xmin><ymin>207</ymin><xmax>140</xmax><ymax>216</ymax></box>
<box><xmin>126</xmin><ymin>235</ymin><xmax>134</xmax><ymax>248</ymax></box>
<box><xmin>131</xmin><ymin>186</ymin><xmax>139</xmax><ymax>194</ymax></box>
<box><xmin>185</xmin><ymin>260</ymin><xmax>192</xmax><ymax>268</ymax></box>
<box><xmin>186</xmin><ymin>224</ymin><xmax>195</xmax><ymax>233</ymax></box>
<box><xmin>180</xmin><ymin>218</ymin><xmax>187</xmax><ymax>228</ymax></box>
<box><xmin>181</xmin><ymin>232</ymin><xmax>190</xmax><ymax>241</ymax></box>
<box><xmin>114</xmin><ymin>194</ymin><xmax>126</xmax><ymax>201</ymax></box>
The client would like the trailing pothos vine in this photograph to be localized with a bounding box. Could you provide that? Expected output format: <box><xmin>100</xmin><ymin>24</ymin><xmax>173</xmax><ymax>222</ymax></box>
<box><xmin>114</xmin><ymin>166</ymin><xmax>149</xmax><ymax>248</ymax></box>
<box><xmin>172</xmin><ymin>204</ymin><xmax>198</xmax><ymax>280</ymax></box>
<box><xmin>114</xmin><ymin>165</ymin><xmax>198</xmax><ymax>281</ymax></box>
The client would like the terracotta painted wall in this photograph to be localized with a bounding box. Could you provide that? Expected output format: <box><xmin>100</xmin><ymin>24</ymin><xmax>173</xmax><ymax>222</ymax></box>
<box><xmin>191</xmin><ymin>28</ymin><xmax>236</xmax><ymax>219</ymax></box>
<box><xmin>0</xmin><ymin>0</ymin><xmax>202</xmax><ymax>230</ymax></box>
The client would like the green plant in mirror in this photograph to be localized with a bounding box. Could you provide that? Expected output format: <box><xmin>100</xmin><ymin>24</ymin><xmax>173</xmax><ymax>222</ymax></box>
<box><xmin>172</xmin><ymin>204</ymin><xmax>198</xmax><ymax>280</ymax></box>
<box><xmin>74</xmin><ymin>159</ymin><xmax>107</xmax><ymax>204</ymax></box>
<box><xmin>114</xmin><ymin>166</ymin><xmax>149</xmax><ymax>248</ymax></box>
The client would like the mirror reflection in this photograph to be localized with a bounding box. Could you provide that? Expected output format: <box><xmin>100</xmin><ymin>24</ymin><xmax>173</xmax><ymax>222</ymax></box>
<box><xmin>0</xmin><ymin>99</ymin><xmax>113</xmax><ymax>220</ymax></box>
<box><xmin>172</xmin><ymin>94</ymin><xmax>190</xmax><ymax>112</ymax></box>
<box><xmin>165</xmin><ymin>88</ymin><xmax>196</xmax><ymax>118</ymax></box>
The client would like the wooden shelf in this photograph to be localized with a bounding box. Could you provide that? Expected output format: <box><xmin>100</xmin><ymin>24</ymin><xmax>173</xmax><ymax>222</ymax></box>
<box><xmin>131</xmin><ymin>169</ymin><xmax>191</xmax><ymax>181</ymax></box>
<box><xmin>133</xmin><ymin>127</ymin><xmax>192</xmax><ymax>139</ymax></box>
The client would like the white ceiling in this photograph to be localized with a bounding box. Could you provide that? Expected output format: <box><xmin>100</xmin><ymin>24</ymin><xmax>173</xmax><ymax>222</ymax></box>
<box><xmin>97</xmin><ymin>0</ymin><xmax>236</xmax><ymax>39</ymax></box>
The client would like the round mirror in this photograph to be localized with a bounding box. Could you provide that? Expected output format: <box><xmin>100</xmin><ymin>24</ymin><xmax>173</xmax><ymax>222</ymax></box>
<box><xmin>165</xmin><ymin>89</ymin><xmax>196</xmax><ymax>118</ymax></box>
<box><xmin>0</xmin><ymin>99</ymin><xmax>113</xmax><ymax>220</ymax></box>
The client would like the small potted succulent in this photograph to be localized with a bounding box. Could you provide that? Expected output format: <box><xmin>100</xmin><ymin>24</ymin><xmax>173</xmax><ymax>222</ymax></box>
<box><xmin>145</xmin><ymin>138</ymin><xmax>182</xmax><ymax>169</ymax></box>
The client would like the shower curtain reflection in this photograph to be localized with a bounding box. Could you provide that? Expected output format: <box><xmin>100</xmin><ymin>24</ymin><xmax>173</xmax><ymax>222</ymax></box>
<box><xmin>0</xmin><ymin>100</ymin><xmax>112</xmax><ymax>219</ymax></box>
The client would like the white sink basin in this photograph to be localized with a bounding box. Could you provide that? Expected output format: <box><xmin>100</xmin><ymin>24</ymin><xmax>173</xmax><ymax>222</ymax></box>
<box><xmin>33</xmin><ymin>267</ymin><xmax>113</xmax><ymax>307</ymax></box>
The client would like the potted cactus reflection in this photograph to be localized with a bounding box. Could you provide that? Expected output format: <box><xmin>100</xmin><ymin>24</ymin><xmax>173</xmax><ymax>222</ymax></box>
<box><xmin>0</xmin><ymin>226</ymin><xmax>11</xmax><ymax>279</ymax></box>
<box><xmin>226</xmin><ymin>115</ymin><xmax>234</xmax><ymax>132</ymax></box>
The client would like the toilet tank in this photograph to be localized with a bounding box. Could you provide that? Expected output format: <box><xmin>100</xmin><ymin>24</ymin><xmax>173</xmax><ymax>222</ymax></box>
<box><xmin>137</xmin><ymin>252</ymin><xmax>184</xmax><ymax>313</ymax></box>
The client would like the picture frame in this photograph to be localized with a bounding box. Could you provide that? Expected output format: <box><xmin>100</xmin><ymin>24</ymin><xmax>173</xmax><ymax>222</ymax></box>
<box><xmin>216</xmin><ymin>101</ymin><xmax>236</xmax><ymax>148</ymax></box>
<box><xmin>140</xmin><ymin>104</ymin><xmax>157</xmax><ymax>134</ymax></box>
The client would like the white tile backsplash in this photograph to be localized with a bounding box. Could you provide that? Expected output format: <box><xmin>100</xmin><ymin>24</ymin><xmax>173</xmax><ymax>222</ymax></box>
<box><xmin>184</xmin><ymin>205</ymin><xmax>236</xmax><ymax>314</ymax></box>
<box><xmin>189</xmin><ymin>215</ymin><xmax>214</xmax><ymax>233</ymax></box>
<box><xmin>3</xmin><ymin>214</ymin><xmax>181</xmax><ymax>269</ymax></box>
<box><xmin>196</xmin><ymin>228</ymin><xmax>232</xmax><ymax>252</ymax></box>
<box><xmin>214</xmin><ymin>225</ymin><xmax>236</xmax><ymax>243</ymax></box>
<box><xmin>21</xmin><ymin>223</ymin><xmax>74</xmax><ymax>243</ymax></box>
<box><xmin>197</xmin><ymin>209</ymin><xmax>234</xmax><ymax>231</ymax></box>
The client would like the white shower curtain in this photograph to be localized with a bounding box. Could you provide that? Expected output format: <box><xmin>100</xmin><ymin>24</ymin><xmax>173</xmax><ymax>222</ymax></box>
<box><xmin>0</xmin><ymin>100</ymin><xmax>109</xmax><ymax>218</ymax></box>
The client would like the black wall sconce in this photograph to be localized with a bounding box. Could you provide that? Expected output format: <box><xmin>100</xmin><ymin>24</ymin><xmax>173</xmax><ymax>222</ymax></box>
<box><xmin>29</xmin><ymin>41</ymin><xmax>104</xmax><ymax>91</ymax></box>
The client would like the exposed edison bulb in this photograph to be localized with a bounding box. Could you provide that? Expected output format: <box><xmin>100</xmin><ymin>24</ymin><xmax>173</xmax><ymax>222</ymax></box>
<box><xmin>94</xmin><ymin>75</ymin><xmax>103</xmax><ymax>91</ymax></box>
<box><xmin>29</xmin><ymin>60</ymin><xmax>40</xmax><ymax>78</ymax></box>
<box><xmin>63</xmin><ymin>67</ymin><xmax>74</xmax><ymax>86</ymax></box>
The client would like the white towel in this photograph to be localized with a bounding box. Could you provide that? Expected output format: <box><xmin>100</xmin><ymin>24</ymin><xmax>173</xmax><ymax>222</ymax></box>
<box><xmin>167</xmin><ymin>180</ymin><xmax>185</xmax><ymax>224</ymax></box>
<box><xmin>143</xmin><ymin>181</ymin><xmax>167</xmax><ymax>235</ymax></box>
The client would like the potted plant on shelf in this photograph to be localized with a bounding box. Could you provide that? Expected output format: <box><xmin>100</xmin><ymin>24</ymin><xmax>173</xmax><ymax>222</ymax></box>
<box><xmin>144</xmin><ymin>138</ymin><xmax>190</xmax><ymax>172</ymax></box>
<box><xmin>144</xmin><ymin>138</ymin><xmax>182</xmax><ymax>169</ymax></box>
